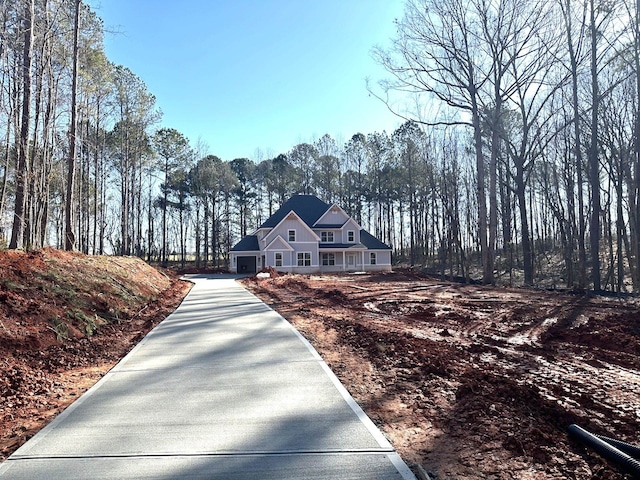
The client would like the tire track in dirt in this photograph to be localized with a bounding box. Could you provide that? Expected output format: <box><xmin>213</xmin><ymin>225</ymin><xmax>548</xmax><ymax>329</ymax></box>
<box><xmin>243</xmin><ymin>272</ymin><xmax>640</xmax><ymax>479</ymax></box>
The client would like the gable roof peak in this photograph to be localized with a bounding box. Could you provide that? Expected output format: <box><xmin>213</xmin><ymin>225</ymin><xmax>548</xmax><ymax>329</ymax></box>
<box><xmin>260</xmin><ymin>194</ymin><xmax>330</xmax><ymax>229</ymax></box>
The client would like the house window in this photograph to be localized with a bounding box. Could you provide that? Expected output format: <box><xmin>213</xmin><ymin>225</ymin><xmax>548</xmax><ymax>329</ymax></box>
<box><xmin>321</xmin><ymin>232</ymin><xmax>334</xmax><ymax>243</ymax></box>
<box><xmin>322</xmin><ymin>253</ymin><xmax>335</xmax><ymax>266</ymax></box>
<box><xmin>347</xmin><ymin>230</ymin><xmax>355</xmax><ymax>242</ymax></box>
<box><xmin>297</xmin><ymin>252</ymin><xmax>311</xmax><ymax>266</ymax></box>
<box><xmin>370</xmin><ymin>252</ymin><xmax>377</xmax><ymax>265</ymax></box>
<box><xmin>275</xmin><ymin>252</ymin><xmax>283</xmax><ymax>267</ymax></box>
<box><xmin>288</xmin><ymin>229</ymin><xmax>296</xmax><ymax>242</ymax></box>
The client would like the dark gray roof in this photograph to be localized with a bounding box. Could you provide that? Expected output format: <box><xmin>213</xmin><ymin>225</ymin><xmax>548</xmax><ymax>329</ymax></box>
<box><xmin>260</xmin><ymin>195</ymin><xmax>330</xmax><ymax>229</ymax></box>
<box><xmin>319</xmin><ymin>243</ymin><xmax>362</xmax><ymax>249</ymax></box>
<box><xmin>360</xmin><ymin>230</ymin><xmax>392</xmax><ymax>250</ymax></box>
<box><xmin>231</xmin><ymin>196</ymin><xmax>391</xmax><ymax>254</ymax></box>
<box><xmin>314</xmin><ymin>223</ymin><xmax>346</xmax><ymax>229</ymax></box>
<box><xmin>230</xmin><ymin>235</ymin><xmax>259</xmax><ymax>252</ymax></box>
<box><xmin>319</xmin><ymin>230</ymin><xmax>391</xmax><ymax>250</ymax></box>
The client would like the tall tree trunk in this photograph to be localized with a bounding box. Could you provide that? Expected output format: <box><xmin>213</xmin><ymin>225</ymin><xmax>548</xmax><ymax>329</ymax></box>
<box><xmin>616</xmin><ymin>170</ymin><xmax>624</xmax><ymax>291</ymax></box>
<box><xmin>195</xmin><ymin>201</ymin><xmax>201</xmax><ymax>268</ymax></box>
<box><xmin>563</xmin><ymin>0</ymin><xmax>588</xmax><ymax>288</ymax></box>
<box><xmin>409</xmin><ymin>191</ymin><xmax>416</xmax><ymax>265</ymax></box>
<box><xmin>563</xmin><ymin>148</ymin><xmax>576</xmax><ymax>287</ymax></box>
<box><xmin>588</xmin><ymin>0</ymin><xmax>601</xmax><ymax>291</ymax></box>
<box><xmin>471</xmin><ymin>100</ymin><xmax>491</xmax><ymax>284</ymax></box>
<box><xmin>136</xmin><ymin>159</ymin><xmax>143</xmax><ymax>256</ymax></box>
<box><xmin>488</xmin><ymin>125</ymin><xmax>498</xmax><ymax>284</ymax></box>
<box><xmin>92</xmin><ymin>102</ymin><xmax>100</xmax><ymax>255</ymax></box>
<box><xmin>147</xmin><ymin>168</ymin><xmax>154</xmax><ymax>262</ymax></box>
<box><xmin>212</xmin><ymin>197</ymin><xmax>217</xmax><ymax>268</ymax></box>
<box><xmin>634</xmin><ymin>0</ymin><xmax>640</xmax><ymax>291</ymax></box>
<box><xmin>162</xmin><ymin>157</ymin><xmax>168</xmax><ymax>267</ymax></box>
<box><xmin>0</xmin><ymin>115</ymin><xmax>11</xmax><ymax>219</ymax></box>
<box><xmin>203</xmin><ymin>199</ymin><xmax>209</xmax><ymax>268</ymax></box>
<box><xmin>180</xmin><ymin>194</ymin><xmax>186</xmax><ymax>269</ymax></box>
<box><xmin>26</xmin><ymin>17</ymin><xmax>45</xmax><ymax>249</ymax></box>
<box><xmin>515</xmin><ymin>166</ymin><xmax>534</xmax><ymax>285</ymax></box>
<box><xmin>65</xmin><ymin>0</ymin><xmax>80</xmax><ymax>251</ymax></box>
<box><xmin>10</xmin><ymin>0</ymin><xmax>34</xmax><ymax>250</ymax></box>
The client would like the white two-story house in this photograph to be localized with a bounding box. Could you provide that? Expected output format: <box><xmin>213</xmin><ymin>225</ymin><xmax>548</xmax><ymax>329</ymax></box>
<box><xmin>230</xmin><ymin>195</ymin><xmax>392</xmax><ymax>274</ymax></box>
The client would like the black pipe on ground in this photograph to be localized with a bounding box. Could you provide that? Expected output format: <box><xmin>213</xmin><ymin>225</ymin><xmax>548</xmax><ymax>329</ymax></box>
<box><xmin>568</xmin><ymin>424</ymin><xmax>640</xmax><ymax>479</ymax></box>
<box><xmin>595</xmin><ymin>434</ymin><xmax>640</xmax><ymax>460</ymax></box>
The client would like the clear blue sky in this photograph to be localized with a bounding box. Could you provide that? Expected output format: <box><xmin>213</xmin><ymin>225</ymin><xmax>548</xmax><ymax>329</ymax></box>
<box><xmin>89</xmin><ymin>0</ymin><xmax>407</xmax><ymax>161</ymax></box>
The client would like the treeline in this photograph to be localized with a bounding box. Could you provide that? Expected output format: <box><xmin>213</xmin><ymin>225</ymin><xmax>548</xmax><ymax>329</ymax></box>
<box><xmin>372</xmin><ymin>0</ymin><xmax>640</xmax><ymax>292</ymax></box>
<box><xmin>0</xmin><ymin>0</ymin><xmax>160</xmax><ymax>256</ymax></box>
<box><xmin>2</xmin><ymin>0</ymin><xmax>640</xmax><ymax>293</ymax></box>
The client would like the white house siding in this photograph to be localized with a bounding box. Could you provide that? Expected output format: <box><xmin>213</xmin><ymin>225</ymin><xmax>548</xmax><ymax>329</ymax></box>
<box><xmin>265</xmin><ymin>217</ymin><xmax>317</xmax><ymax>245</ymax></box>
<box><xmin>266</xmin><ymin>251</ymin><xmax>287</xmax><ymax>268</ymax></box>
<box><xmin>319</xmin><ymin>250</ymin><xmax>361</xmax><ymax>272</ymax></box>
<box><xmin>231</xmin><ymin>250</ymin><xmax>391</xmax><ymax>274</ymax></box>
<box><xmin>319</xmin><ymin>265</ymin><xmax>343</xmax><ymax>273</ymax></box>
<box><xmin>370</xmin><ymin>250</ymin><xmax>391</xmax><ymax>266</ymax></box>
<box><xmin>293</xmin><ymin>266</ymin><xmax>320</xmax><ymax>274</ymax></box>
<box><xmin>315</xmin><ymin>250</ymin><xmax>392</xmax><ymax>273</ymax></box>
<box><xmin>366</xmin><ymin>250</ymin><xmax>392</xmax><ymax>272</ymax></box>
<box><xmin>291</xmin><ymin>248</ymin><xmax>319</xmax><ymax>269</ymax></box>
<box><xmin>316</xmin><ymin>207</ymin><xmax>349</xmax><ymax>225</ymax></box>
<box><xmin>365</xmin><ymin>264</ymin><xmax>393</xmax><ymax>272</ymax></box>
<box><xmin>318</xmin><ymin>251</ymin><xmax>344</xmax><ymax>272</ymax></box>
<box><xmin>340</xmin><ymin>219</ymin><xmax>361</xmax><ymax>244</ymax></box>
<box><xmin>233</xmin><ymin>243</ymin><xmax>391</xmax><ymax>274</ymax></box>
<box><xmin>320</xmin><ymin>249</ymin><xmax>391</xmax><ymax>272</ymax></box>
<box><xmin>256</xmin><ymin>229</ymin><xmax>268</xmax><ymax>249</ymax></box>
<box><xmin>316</xmin><ymin>228</ymin><xmax>341</xmax><ymax>243</ymax></box>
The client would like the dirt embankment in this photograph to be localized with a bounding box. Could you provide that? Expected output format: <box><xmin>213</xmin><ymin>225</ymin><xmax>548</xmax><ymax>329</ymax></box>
<box><xmin>242</xmin><ymin>271</ymin><xmax>640</xmax><ymax>480</ymax></box>
<box><xmin>0</xmin><ymin>248</ymin><xmax>192</xmax><ymax>461</ymax></box>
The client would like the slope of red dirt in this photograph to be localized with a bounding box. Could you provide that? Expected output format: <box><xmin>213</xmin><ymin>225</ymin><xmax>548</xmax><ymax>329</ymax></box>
<box><xmin>0</xmin><ymin>248</ymin><xmax>192</xmax><ymax>461</ymax></box>
<box><xmin>242</xmin><ymin>271</ymin><xmax>640</xmax><ymax>480</ymax></box>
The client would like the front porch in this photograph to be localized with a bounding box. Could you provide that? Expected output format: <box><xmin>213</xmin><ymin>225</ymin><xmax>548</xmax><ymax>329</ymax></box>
<box><xmin>317</xmin><ymin>248</ymin><xmax>390</xmax><ymax>273</ymax></box>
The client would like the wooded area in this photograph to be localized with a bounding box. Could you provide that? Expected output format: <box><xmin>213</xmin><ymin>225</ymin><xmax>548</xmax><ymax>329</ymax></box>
<box><xmin>1</xmin><ymin>0</ymin><xmax>640</xmax><ymax>292</ymax></box>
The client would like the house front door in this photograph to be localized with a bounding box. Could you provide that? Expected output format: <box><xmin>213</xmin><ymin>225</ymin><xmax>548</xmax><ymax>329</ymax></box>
<box><xmin>347</xmin><ymin>254</ymin><xmax>355</xmax><ymax>269</ymax></box>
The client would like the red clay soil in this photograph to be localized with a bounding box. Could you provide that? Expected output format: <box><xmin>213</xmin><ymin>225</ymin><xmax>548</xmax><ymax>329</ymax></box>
<box><xmin>0</xmin><ymin>248</ymin><xmax>192</xmax><ymax>461</ymax></box>
<box><xmin>2</xmin><ymin>251</ymin><xmax>638</xmax><ymax>479</ymax></box>
<box><xmin>242</xmin><ymin>271</ymin><xmax>640</xmax><ymax>480</ymax></box>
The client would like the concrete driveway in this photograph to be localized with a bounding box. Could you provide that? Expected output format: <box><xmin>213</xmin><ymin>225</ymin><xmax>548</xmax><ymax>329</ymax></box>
<box><xmin>0</xmin><ymin>275</ymin><xmax>416</xmax><ymax>479</ymax></box>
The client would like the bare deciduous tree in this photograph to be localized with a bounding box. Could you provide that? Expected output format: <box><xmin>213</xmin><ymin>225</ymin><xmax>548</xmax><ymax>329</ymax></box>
<box><xmin>373</xmin><ymin>0</ymin><xmax>494</xmax><ymax>282</ymax></box>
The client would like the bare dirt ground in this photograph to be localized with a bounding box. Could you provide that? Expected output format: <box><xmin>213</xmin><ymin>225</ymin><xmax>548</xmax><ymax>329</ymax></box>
<box><xmin>241</xmin><ymin>270</ymin><xmax>640</xmax><ymax>480</ymax></box>
<box><xmin>0</xmin><ymin>248</ymin><xmax>192</xmax><ymax>461</ymax></box>
<box><xmin>2</xmin><ymin>251</ymin><xmax>638</xmax><ymax>479</ymax></box>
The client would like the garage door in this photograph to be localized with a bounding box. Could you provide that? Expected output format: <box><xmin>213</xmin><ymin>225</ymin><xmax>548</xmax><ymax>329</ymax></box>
<box><xmin>237</xmin><ymin>256</ymin><xmax>257</xmax><ymax>274</ymax></box>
